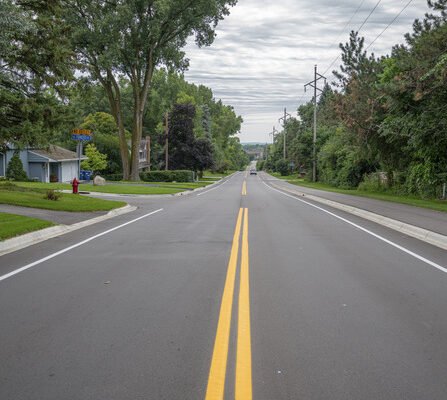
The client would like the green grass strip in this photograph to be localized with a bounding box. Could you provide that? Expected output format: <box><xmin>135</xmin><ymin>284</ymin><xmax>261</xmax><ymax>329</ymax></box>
<box><xmin>272</xmin><ymin>175</ymin><xmax>447</xmax><ymax>213</ymax></box>
<box><xmin>0</xmin><ymin>190</ymin><xmax>125</xmax><ymax>212</ymax></box>
<box><xmin>0</xmin><ymin>212</ymin><xmax>54</xmax><ymax>240</ymax></box>
<box><xmin>14</xmin><ymin>181</ymin><xmax>186</xmax><ymax>194</ymax></box>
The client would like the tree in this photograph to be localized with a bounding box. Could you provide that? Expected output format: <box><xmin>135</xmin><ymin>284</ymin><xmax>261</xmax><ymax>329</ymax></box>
<box><xmin>192</xmin><ymin>137</ymin><xmax>214</xmax><ymax>176</ymax></box>
<box><xmin>6</xmin><ymin>152</ymin><xmax>27</xmax><ymax>181</ymax></box>
<box><xmin>0</xmin><ymin>0</ymin><xmax>73</xmax><ymax>148</ymax></box>
<box><xmin>80</xmin><ymin>112</ymin><xmax>125</xmax><ymax>174</ymax></box>
<box><xmin>167</xmin><ymin>103</ymin><xmax>197</xmax><ymax>170</ymax></box>
<box><xmin>59</xmin><ymin>0</ymin><xmax>237</xmax><ymax>180</ymax></box>
<box><xmin>81</xmin><ymin>143</ymin><xmax>108</xmax><ymax>175</ymax></box>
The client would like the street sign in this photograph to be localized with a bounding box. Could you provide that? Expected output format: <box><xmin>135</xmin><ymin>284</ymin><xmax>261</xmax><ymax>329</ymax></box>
<box><xmin>71</xmin><ymin>134</ymin><xmax>92</xmax><ymax>141</ymax></box>
<box><xmin>72</xmin><ymin>129</ymin><xmax>92</xmax><ymax>135</ymax></box>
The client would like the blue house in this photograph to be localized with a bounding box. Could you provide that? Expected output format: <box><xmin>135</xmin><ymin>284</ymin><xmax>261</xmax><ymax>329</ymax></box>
<box><xmin>0</xmin><ymin>145</ymin><xmax>87</xmax><ymax>183</ymax></box>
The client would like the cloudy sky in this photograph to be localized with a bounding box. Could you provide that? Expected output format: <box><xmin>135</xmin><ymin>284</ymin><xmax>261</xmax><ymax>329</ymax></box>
<box><xmin>183</xmin><ymin>0</ymin><xmax>429</xmax><ymax>143</ymax></box>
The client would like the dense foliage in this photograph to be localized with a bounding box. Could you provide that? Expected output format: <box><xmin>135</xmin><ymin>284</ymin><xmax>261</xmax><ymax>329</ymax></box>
<box><xmin>1</xmin><ymin>1</ymin><xmax>247</xmax><ymax>178</ymax></box>
<box><xmin>262</xmin><ymin>1</ymin><xmax>447</xmax><ymax>198</ymax></box>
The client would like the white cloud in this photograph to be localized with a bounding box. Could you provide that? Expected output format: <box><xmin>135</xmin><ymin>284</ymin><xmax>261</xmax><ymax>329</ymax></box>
<box><xmin>184</xmin><ymin>0</ymin><xmax>429</xmax><ymax>142</ymax></box>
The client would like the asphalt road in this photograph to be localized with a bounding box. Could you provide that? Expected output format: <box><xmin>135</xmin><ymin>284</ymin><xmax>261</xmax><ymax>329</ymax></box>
<box><xmin>1</xmin><ymin>171</ymin><xmax>446</xmax><ymax>399</ymax></box>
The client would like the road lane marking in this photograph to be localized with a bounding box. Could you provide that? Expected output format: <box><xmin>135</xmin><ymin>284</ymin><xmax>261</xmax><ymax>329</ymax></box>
<box><xmin>197</xmin><ymin>175</ymin><xmax>234</xmax><ymax>196</ymax></box>
<box><xmin>242</xmin><ymin>181</ymin><xmax>247</xmax><ymax>196</ymax></box>
<box><xmin>262</xmin><ymin>181</ymin><xmax>447</xmax><ymax>274</ymax></box>
<box><xmin>206</xmin><ymin>208</ymin><xmax>244</xmax><ymax>400</ymax></box>
<box><xmin>235</xmin><ymin>208</ymin><xmax>252</xmax><ymax>400</ymax></box>
<box><xmin>0</xmin><ymin>209</ymin><xmax>164</xmax><ymax>283</ymax></box>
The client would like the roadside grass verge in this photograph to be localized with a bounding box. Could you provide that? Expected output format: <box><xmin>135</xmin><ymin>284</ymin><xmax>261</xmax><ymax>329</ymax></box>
<box><xmin>0</xmin><ymin>212</ymin><xmax>54</xmax><ymax>240</ymax></box>
<box><xmin>78</xmin><ymin>184</ymin><xmax>183</xmax><ymax>194</ymax></box>
<box><xmin>0</xmin><ymin>183</ymin><xmax>125</xmax><ymax>211</ymax></box>
<box><xmin>15</xmin><ymin>181</ymin><xmax>210</xmax><ymax>193</ymax></box>
<box><xmin>270</xmin><ymin>174</ymin><xmax>447</xmax><ymax>213</ymax></box>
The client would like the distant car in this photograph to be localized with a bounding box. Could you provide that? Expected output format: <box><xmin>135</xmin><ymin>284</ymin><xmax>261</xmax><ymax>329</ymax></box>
<box><xmin>249</xmin><ymin>169</ymin><xmax>257</xmax><ymax>175</ymax></box>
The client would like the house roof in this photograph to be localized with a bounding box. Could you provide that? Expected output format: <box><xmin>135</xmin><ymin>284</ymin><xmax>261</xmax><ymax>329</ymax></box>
<box><xmin>29</xmin><ymin>145</ymin><xmax>87</xmax><ymax>162</ymax></box>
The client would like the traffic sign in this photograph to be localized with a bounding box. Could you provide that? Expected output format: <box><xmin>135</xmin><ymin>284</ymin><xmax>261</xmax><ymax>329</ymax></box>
<box><xmin>72</xmin><ymin>134</ymin><xmax>92</xmax><ymax>141</ymax></box>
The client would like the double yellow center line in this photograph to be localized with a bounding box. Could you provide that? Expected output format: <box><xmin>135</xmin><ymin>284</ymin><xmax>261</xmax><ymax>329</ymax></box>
<box><xmin>205</xmin><ymin>208</ymin><xmax>252</xmax><ymax>400</ymax></box>
<box><xmin>242</xmin><ymin>181</ymin><xmax>247</xmax><ymax>196</ymax></box>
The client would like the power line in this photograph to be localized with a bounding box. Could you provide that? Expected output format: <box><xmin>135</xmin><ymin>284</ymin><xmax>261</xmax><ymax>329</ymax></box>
<box><xmin>324</xmin><ymin>0</ymin><xmax>367</xmax><ymax>53</ymax></box>
<box><xmin>322</xmin><ymin>0</ymin><xmax>383</xmax><ymax>75</ymax></box>
<box><xmin>365</xmin><ymin>0</ymin><xmax>415</xmax><ymax>51</ymax></box>
<box><xmin>357</xmin><ymin>0</ymin><xmax>383</xmax><ymax>32</ymax></box>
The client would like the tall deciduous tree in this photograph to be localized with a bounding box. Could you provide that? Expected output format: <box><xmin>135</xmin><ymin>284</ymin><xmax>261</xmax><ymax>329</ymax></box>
<box><xmin>60</xmin><ymin>0</ymin><xmax>237</xmax><ymax>180</ymax></box>
<box><xmin>1</xmin><ymin>0</ymin><xmax>73</xmax><ymax>148</ymax></box>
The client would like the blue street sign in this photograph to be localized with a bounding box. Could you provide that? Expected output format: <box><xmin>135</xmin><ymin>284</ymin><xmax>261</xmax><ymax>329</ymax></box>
<box><xmin>72</xmin><ymin>134</ymin><xmax>92</xmax><ymax>141</ymax></box>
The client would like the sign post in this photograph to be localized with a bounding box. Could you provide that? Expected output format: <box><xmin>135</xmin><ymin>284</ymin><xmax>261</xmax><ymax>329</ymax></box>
<box><xmin>71</xmin><ymin>129</ymin><xmax>93</xmax><ymax>180</ymax></box>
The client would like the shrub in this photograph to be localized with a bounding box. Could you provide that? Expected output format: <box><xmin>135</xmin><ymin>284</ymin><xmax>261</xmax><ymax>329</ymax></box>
<box><xmin>6</xmin><ymin>152</ymin><xmax>27</xmax><ymax>181</ymax></box>
<box><xmin>140</xmin><ymin>170</ymin><xmax>195</xmax><ymax>182</ymax></box>
<box><xmin>44</xmin><ymin>189</ymin><xmax>61</xmax><ymax>201</ymax></box>
<box><xmin>358</xmin><ymin>173</ymin><xmax>386</xmax><ymax>192</ymax></box>
<box><xmin>102</xmin><ymin>173</ymin><xmax>123</xmax><ymax>181</ymax></box>
<box><xmin>405</xmin><ymin>162</ymin><xmax>439</xmax><ymax>198</ymax></box>
<box><xmin>275</xmin><ymin>159</ymin><xmax>290</xmax><ymax>176</ymax></box>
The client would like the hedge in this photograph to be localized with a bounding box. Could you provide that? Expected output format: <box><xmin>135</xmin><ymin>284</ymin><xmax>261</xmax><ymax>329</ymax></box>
<box><xmin>103</xmin><ymin>170</ymin><xmax>195</xmax><ymax>182</ymax></box>
<box><xmin>140</xmin><ymin>170</ymin><xmax>195</xmax><ymax>182</ymax></box>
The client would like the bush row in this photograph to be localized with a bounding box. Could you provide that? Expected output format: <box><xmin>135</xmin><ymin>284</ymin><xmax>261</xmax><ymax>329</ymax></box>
<box><xmin>140</xmin><ymin>170</ymin><xmax>195</xmax><ymax>182</ymax></box>
<box><xmin>102</xmin><ymin>170</ymin><xmax>196</xmax><ymax>182</ymax></box>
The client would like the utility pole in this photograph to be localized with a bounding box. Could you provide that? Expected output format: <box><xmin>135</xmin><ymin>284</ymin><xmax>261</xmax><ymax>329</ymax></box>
<box><xmin>278</xmin><ymin>108</ymin><xmax>291</xmax><ymax>159</ymax></box>
<box><xmin>268</xmin><ymin>126</ymin><xmax>278</xmax><ymax>143</ymax></box>
<box><xmin>304</xmin><ymin>65</ymin><xmax>326</xmax><ymax>182</ymax></box>
<box><xmin>164</xmin><ymin>111</ymin><xmax>169</xmax><ymax>171</ymax></box>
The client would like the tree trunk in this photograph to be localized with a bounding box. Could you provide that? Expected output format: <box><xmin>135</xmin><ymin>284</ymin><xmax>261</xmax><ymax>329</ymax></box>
<box><xmin>129</xmin><ymin>107</ymin><xmax>143</xmax><ymax>181</ymax></box>
<box><xmin>129</xmin><ymin>63</ymin><xmax>154</xmax><ymax>181</ymax></box>
<box><xmin>99</xmin><ymin>73</ymin><xmax>130</xmax><ymax>180</ymax></box>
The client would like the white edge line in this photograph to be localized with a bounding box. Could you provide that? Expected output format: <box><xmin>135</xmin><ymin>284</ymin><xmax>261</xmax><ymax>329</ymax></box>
<box><xmin>262</xmin><ymin>181</ymin><xmax>447</xmax><ymax>274</ymax></box>
<box><xmin>0</xmin><ymin>208</ymin><xmax>164</xmax><ymax>283</ymax></box>
<box><xmin>197</xmin><ymin>174</ymin><xmax>235</xmax><ymax>196</ymax></box>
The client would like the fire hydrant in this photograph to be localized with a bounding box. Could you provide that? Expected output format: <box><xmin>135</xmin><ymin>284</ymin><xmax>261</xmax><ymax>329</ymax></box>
<box><xmin>72</xmin><ymin>177</ymin><xmax>79</xmax><ymax>194</ymax></box>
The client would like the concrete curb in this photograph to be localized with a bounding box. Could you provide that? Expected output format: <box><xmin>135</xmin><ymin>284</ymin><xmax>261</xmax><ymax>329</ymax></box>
<box><xmin>0</xmin><ymin>204</ymin><xmax>137</xmax><ymax>257</ymax></box>
<box><xmin>176</xmin><ymin>172</ymin><xmax>238</xmax><ymax>196</ymax></box>
<box><xmin>267</xmin><ymin>180</ymin><xmax>447</xmax><ymax>251</ymax></box>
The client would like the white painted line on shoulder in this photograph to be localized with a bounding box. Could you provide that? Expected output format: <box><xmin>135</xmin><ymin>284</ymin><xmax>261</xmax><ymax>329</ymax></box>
<box><xmin>0</xmin><ymin>208</ymin><xmax>163</xmax><ymax>283</ymax></box>
<box><xmin>262</xmin><ymin>182</ymin><xmax>447</xmax><ymax>275</ymax></box>
<box><xmin>197</xmin><ymin>175</ymin><xmax>233</xmax><ymax>196</ymax></box>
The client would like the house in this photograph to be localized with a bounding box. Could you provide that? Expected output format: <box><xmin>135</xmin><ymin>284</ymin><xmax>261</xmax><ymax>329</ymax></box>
<box><xmin>0</xmin><ymin>145</ymin><xmax>87</xmax><ymax>183</ymax></box>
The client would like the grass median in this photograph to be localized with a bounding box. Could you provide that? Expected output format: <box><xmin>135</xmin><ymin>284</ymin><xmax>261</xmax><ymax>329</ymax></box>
<box><xmin>270</xmin><ymin>173</ymin><xmax>447</xmax><ymax>213</ymax></box>
<box><xmin>0</xmin><ymin>212</ymin><xmax>54</xmax><ymax>240</ymax></box>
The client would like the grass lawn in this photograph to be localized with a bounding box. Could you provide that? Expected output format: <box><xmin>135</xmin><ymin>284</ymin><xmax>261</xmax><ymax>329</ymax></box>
<box><xmin>270</xmin><ymin>173</ymin><xmax>447</xmax><ymax>213</ymax></box>
<box><xmin>118</xmin><ymin>181</ymin><xmax>212</xmax><ymax>189</ymax></box>
<box><xmin>16</xmin><ymin>181</ymin><xmax>211</xmax><ymax>194</ymax></box>
<box><xmin>0</xmin><ymin>212</ymin><xmax>54</xmax><ymax>240</ymax></box>
<box><xmin>0</xmin><ymin>183</ymin><xmax>126</xmax><ymax>211</ymax></box>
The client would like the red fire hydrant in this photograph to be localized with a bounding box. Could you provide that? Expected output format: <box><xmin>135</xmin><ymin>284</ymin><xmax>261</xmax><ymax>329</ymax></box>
<box><xmin>72</xmin><ymin>177</ymin><xmax>79</xmax><ymax>194</ymax></box>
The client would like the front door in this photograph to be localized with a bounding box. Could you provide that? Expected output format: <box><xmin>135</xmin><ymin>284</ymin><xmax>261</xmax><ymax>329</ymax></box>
<box><xmin>50</xmin><ymin>163</ymin><xmax>59</xmax><ymax>182</ymax></box>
